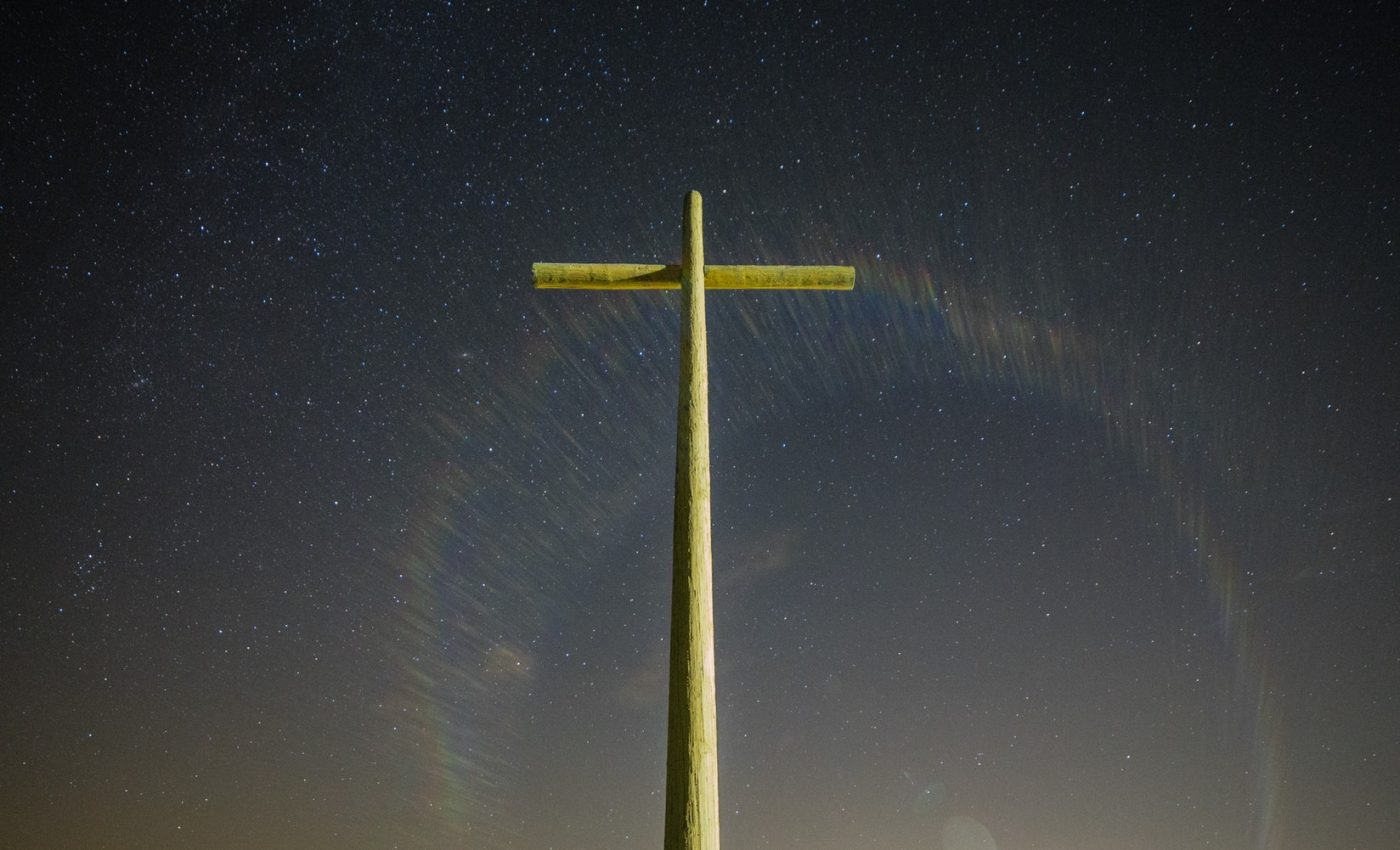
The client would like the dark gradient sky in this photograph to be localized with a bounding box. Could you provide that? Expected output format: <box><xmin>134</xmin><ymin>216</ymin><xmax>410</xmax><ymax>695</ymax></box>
<box><xmin>3</xmin><ymin>2</ymin><xmax>1397</xmax><ymax>849</ymax></box>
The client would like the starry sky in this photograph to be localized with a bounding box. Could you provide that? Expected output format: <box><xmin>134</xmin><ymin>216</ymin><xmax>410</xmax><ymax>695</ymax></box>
<box><xmin>3</xmin><ymin>2</ymin><xmax>1398</xmax><ymax>849</ymax></box>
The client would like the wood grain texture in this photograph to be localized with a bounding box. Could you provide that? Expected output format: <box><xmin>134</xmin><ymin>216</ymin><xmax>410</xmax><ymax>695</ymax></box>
<box><xmin>533</xmin><ymin>262</ymin><xmax>854</xmax><ymax>290</ymax></box>
<box><xmin>662</xmin><ymin>190</ymin><xmax>720</xmax><ymax>850</ymax></box>
<box><xmin>534</xmin><ymin>191</ymin><xmax>855</xmax><ymax>850</ymax></box>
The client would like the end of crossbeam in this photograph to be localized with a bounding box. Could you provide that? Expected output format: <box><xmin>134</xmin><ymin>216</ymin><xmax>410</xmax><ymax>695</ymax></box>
<box><xmin>708</xmin><ymin>264</ymin><xmax>854</xmax><ymax>290</ymax></box>
<box><xmin>534</xmin><ymin>262</ymin><xmax>681</xmax><ymax>289</ymax></box>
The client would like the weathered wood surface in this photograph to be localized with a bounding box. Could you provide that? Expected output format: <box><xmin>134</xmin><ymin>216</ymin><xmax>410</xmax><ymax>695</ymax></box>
<box><xmin>663</xmin><ymin>190</ymin><xmax>720</xmax><ymax>850</ymax></box>
<box><xmin>532</xmin><ymin>190</ymin><xmax>855</xmax><ymax>850</ymax></box>
<box><xmin>533</xmin><ymin>261</ymin><xmax>854</xmax><ymax>290</ymax></box>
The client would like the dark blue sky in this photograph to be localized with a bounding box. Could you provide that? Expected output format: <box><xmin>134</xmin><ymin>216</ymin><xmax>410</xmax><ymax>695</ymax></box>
<box><xmin>3</xmin><ymin>2</ymin><xmax>1396</xmax><ymax>848</ymax></box>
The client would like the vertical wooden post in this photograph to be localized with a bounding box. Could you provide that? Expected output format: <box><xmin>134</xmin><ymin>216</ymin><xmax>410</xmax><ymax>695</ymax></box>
<box><xmin>663</xmin><ymin>190</ymin><xmax>720</xmax><ymax>850</ymax></box>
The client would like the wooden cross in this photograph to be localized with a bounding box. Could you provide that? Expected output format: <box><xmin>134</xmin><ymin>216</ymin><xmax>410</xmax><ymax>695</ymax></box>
<box><xmin>533</xmin><ymin>191</ymin><xmax>854</xmax><ymax>850</ymax></box>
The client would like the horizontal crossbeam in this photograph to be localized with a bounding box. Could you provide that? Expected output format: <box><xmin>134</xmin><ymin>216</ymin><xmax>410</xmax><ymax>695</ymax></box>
<box><xmin>533</xmin><ymin>262</ymin><xmax>854</xmax><ymax>290</ymax></box>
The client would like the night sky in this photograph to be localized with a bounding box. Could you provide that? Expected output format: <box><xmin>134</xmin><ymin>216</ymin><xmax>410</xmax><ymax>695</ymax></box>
<box><xmin>4</xmin><ymin>2</ymin><xmax>1398</xmax><ymax>849</ymax></box>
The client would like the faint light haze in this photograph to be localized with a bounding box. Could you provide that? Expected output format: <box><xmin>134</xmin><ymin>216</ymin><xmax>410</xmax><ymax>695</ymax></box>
<box><xmin>3</xmin><ymin>3</ymin><xmax>1397</xmax><ymax>850</ymax></box>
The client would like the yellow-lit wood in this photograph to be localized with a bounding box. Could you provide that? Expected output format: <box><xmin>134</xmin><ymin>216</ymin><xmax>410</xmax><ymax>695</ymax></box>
<box><xmin>532</xmin><ymin>191</ymin><xmax>854</xmax><ymax>850</ymax></box>
<box><xmin>663</xmin><ymin>191</ymin><xmax>720</xmax><ymax>850</ymax></box>
<box><xmin>533</xmin><ymin>262</ymin><xmax>854</xmax><ymax>290</ymax></box>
